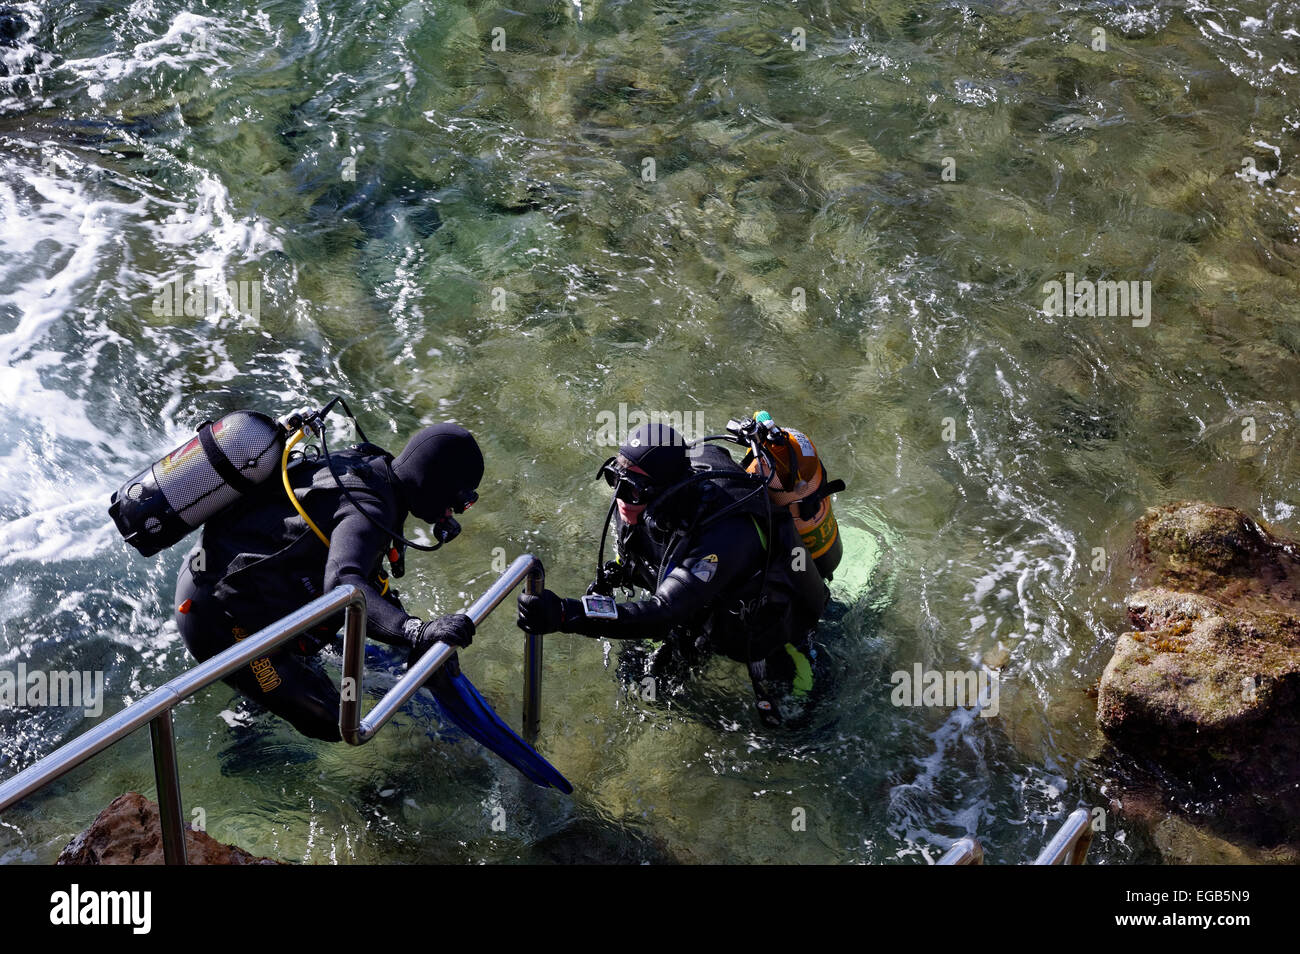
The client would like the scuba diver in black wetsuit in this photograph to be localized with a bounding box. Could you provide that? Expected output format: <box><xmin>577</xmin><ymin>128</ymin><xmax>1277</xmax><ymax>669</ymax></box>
<box><xmin>141</xmin><ymin>406</ymin><xmax>569</xmax><ymax>791</ymax></box>
<box><xmin>174</xmin><ymin>423</ymin><xmax>482</xmax><ymax>740</ymax></box>
<box><xmin>517</xmin><ymin>417</ymin><xmax>843</xmax><ymax>726</ymax></box>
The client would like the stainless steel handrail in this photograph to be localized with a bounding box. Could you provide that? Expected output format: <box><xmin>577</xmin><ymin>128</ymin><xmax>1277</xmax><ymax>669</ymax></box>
<box><xmin>0</xmin><ymin>553</ymin><xmax>549</xmax><ymax>865</ymax></box>
<box><xmin>0</xmin><ymin>584</ymin><xmax>368</xmax><ymax>864</ymax></box>
<box><xmin>1033</xmin><ymin>807</ymin><xmax>1094</xmax><ymax>865</ymax></box>
<box><xmin>935</xmin><ymin>807</ymin><xmax>1094</xmax><ymax>866</ymax></box>
<box><xmin>937</xmin><ymin>836</ymin><xmax>983</xmax><ymax>865</ymax></box>
<box><xmin>340</xmin><ymin>553</ymin><xmax>545</xmax><ymax>744</ymax></box>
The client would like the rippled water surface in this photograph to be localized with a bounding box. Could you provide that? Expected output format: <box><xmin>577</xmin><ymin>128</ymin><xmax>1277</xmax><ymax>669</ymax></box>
<box><xmin>1</xmin><ymin>0</ymin><xmax>1298</xmax><ymax>863</ymax></box>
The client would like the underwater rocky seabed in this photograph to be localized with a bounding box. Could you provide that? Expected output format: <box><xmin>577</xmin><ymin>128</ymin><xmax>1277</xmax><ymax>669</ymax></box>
<box><xmin>0</xmin><ymin>0</ymin><xmax>1297</xmax><ymax>863</ymax></box>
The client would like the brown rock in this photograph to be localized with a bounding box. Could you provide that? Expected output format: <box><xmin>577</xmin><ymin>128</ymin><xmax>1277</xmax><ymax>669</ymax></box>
<box><xmin>1130</xmin><ymin>501</ymin><xmax>1300</xmax><ymax>609</ymax></box>
<box><xmin>1151</xmin><ymin>814</ymin><xmax>1300</xmax><ymax>865</ymax></box>
<box><xmin>1098</xmin><ymin>587</ymin><xmax>1300</xmax><ymax>751</ymax></box>
<box><xmin>57</xmin><ymin>792</ymin><xmax>283</xmax><ymax>865</ymax></box>
<box><xmin>1099</xmin><ymin>501</ymin><xmax>1300</xmax><ymax>777</ymax></box>
<box><xmin>1094</xmin><ymin>502</ymin><xmax>1300</xmax><ymax>855</ymax></box>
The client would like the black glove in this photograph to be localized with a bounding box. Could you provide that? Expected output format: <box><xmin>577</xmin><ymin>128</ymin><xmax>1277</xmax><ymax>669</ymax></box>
<box><xmin>517</xmin><ymin>590</ymin><xmax>580</xmax><ymax>634</ymax></box>
<box><xmin>407</xmin><ymin>613</ymin><xmax>475</xmax><ymax>668</ymax></box>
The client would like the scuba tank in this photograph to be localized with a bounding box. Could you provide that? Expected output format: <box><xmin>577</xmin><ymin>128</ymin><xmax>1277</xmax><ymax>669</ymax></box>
<box><xmin>110</xmin><ymin>397</ymin><xmax>465</xmax><ymax>560</ymax></box>
<box><xmin>743</xmin><ymin>411</ymin><xmax>844</xmax><ymax>581</ymax></box>
<box><xmin>109</xmin><ymin>411</ymin><xmax>285</xmax><ymax>557</ymax></box>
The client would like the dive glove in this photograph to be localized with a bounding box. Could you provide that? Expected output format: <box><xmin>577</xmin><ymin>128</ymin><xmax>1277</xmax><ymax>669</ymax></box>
<box><xmin>517</xmin><ymin>590</ymin><xmax>582</xmax><ymax>634</ymax></box>
<box><xmin>407</xmin><ymin>613</ymin><xmax>475</xmax><ymax>667</ymax></box>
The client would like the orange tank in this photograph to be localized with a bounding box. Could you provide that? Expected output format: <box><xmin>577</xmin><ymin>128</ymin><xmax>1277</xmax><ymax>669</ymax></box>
<box><xmin>745</xmin><ymin>414</ymin><xmax>843</xmax><ymax>580</ymax></box>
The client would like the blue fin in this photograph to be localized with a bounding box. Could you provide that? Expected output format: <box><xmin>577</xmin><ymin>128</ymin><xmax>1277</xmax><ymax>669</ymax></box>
<box><xmin>430</xmin><ymin>671</ymin><xmax>573</xmax><ymax>794</ymax></box>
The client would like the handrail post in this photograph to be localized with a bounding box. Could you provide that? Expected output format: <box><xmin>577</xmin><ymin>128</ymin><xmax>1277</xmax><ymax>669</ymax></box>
<box><xmin>937</xmin><ymin>836</ymin><xmax>983</xmax><ymax>865</ymax></box>
<box><xmin>1068</xmin><ymin>816</ymin><xmax>1095</xmax><ymax>865</ymax></box>
<box><xmin>340</xmin><ymin>554</ymin><xmax>544</xmax><ymax>746</ymax></box>
<box><xmin>149</xmin><ymin>711</ymin><xmax>186</xmax><ymax>866</ymax></box>
<box><xmin>522</xmin><ymin>560</ymin><xmax>545</xmax><ymax>743</ymax></box>
<box><xmin>339</xmin><ymin>598</ymin><xmax>366</xmax><ymax>745</ymax></box>
<box><xmin>1033</xmin><ymin>807</ymin><xmax>1094</xmax><ymax>865</ymax></box>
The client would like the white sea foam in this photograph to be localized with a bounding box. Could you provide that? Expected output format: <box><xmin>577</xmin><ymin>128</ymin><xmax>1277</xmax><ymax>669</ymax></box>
<box><xmin>0</xmin><ymin>135</ymin><xmax>280</xmax><ymax>566</ymax></box>
<box><xmin>887</xmin><ymin>703</ymin><xmax>986</xmax><ymax>858</ymax></box>
<box><xmin>58</xmin><ymin>12</ymin><xmax>231</xmax><ymax>84</ymax></box>
<box><xmin>0</xmin><ymin>158</ymin><xmax>145</xmax><ymax>448</ymax></box>
<box><xmin>0</xmin><ymin>3</ymin><xmax>57</xmax><ymax>102</ymax></box>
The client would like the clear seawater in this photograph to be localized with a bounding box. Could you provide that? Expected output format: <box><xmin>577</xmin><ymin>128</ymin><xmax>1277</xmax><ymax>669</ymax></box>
<box><xmin>1</xmin><ymin>0</ymin><xmax>1298</xmax><ymax>863</ymax></box>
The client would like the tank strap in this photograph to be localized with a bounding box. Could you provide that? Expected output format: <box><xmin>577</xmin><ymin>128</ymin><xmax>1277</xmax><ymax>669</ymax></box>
<box><xmin>197</xmin><ymin>421</ymin><xmax>257</xmax><ymax>494</ymax></box>
<box><xmin>797</xmin><ymin>477</ymin><xmax>845</xmax><ymax>520</ymax></box>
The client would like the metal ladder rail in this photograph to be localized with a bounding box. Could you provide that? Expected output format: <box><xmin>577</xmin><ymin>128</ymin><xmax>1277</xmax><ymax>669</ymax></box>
<box><xmin>936</xmin><ymin>807</ymin><xmax>1095</xmax><ymax>865</ymax></box>
<box><xmin>1032</xmin><ymin>807</ymin><xmax>1094</xmax><ymax>865</ymax></box>
<box><xmin>937</xmin><ymin>836</ymin><xmax>984</xmax><ymax>865</ymax></box>
<box><xmin>0</xmin><ymin>554</ymin><xmax>547</xmax><ymax>865</ymax></box>
<box><xmin>341</xmin><ymin>553</ymin><xmax>545</xmax><ymax>744</ymax></box>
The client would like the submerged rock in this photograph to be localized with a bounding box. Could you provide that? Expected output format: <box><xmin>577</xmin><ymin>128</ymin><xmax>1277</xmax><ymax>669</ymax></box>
<box><xmin>1151</xmin><ymin>813</ymin><xmax>1300</xmax><ymax>865</ymax></box>
<box><xmin>530</xmin><ymin>815</ymin><xmax>680</xmax><ymax>865</ymax></box>
<box><xmin>57</xmin><ymin>792</ymin><xmax>283</xmax><ymax>865</ymax></box>
<box><xmin>1098</xmin><ymin>502</ymin><xmax>1300</xmax><ymax>773</ymax></box>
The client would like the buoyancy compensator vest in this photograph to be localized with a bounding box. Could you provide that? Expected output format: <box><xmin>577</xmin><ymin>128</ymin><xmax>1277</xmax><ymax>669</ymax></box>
<box><xmin>603</xmin><ymin>437</ymin><xmax>830</xmax><ymax>658</ymax></box>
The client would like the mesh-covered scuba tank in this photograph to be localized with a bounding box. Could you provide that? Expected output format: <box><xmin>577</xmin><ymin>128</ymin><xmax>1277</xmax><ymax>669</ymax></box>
<box><xmin>109</xmin><ymin>411</ymin><xmax>286</xmax><ymax>557</ymax></box>
<box><xmin>744</xmin><ymin>412</ymin><xmax>844</xmax><ymax>581</ymax></box>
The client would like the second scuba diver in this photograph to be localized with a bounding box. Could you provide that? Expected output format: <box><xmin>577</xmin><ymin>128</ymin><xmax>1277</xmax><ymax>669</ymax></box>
<box><xmin>516</xmin><ymin>416</ymin><xmax>843</xmax><ymax>725</ymax></box>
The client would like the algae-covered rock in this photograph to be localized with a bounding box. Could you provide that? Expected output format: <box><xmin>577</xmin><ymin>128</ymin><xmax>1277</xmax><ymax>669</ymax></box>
<box><xmin>1097</xmin><ymin>587</ymin><xmax>1300</xmax><ymax>750</ymax></box>
<box><xmin>1132</xmin><ymin>501</ymin><xmax>1293</xmax><ymax>585</ymax></box>
<box><xmin>1151</xmin><ymin>814</ymin><xmax>1300</xmax><ymax>865</ymax></box>
<box><xmin>1098</xmin><ymin>502</ymin><xmax>1300</xmax><ymax>774</ymax></box>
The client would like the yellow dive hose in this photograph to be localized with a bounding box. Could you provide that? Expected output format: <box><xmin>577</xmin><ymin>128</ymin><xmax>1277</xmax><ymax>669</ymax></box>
<box><xmin>282</xmin><ymin>428</ymin><xmax>331</xmax><ymax>546</ymax></box>
<box><xmin>281</xmin><ymin>427</ymin><xmax>389</xmax><ymax>595</ymax></box>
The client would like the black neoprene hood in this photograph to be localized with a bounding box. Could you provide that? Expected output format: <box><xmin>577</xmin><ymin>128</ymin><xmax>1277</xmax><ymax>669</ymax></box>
<box><xmin>390</xmin><ymin>423</ymin><xmax>484</xmax><ymax>522</ymax></box>
<box><xmin>619</xmin><ymin>422</ymin><xmax>690</xmax><ymax>485</ymax></box>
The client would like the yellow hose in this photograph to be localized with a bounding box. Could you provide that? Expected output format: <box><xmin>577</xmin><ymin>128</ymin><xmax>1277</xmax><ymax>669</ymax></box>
<box><xmin>282</xmin><ymin>428</ymin><xmax>331</xmax><ymax>546</ymax></box>
<box><xmin>281</xmin><ymin>427</ymin><xmax>389</xmax><ymax>595</ymax></box>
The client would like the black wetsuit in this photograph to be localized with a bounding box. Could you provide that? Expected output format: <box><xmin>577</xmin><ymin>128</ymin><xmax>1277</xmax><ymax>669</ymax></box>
<box><xmin>173</xmin><ymin>443</ymin><xmax>417</xmax><ymax>741</ymax></box>
<box><xmin>563</xmin><ymin>448</ymin><xmax>830</xmax><ymax>701</ymax></box>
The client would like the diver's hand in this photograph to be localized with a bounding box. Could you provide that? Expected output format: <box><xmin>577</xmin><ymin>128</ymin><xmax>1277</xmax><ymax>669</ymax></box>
<box><xmin>428</xmin><ymin>613</ymin><xmax>475</xmax><ymax>648</ymax></box>
<box><xmin>517</xmin><ymin>589</ymin><xmax>574</xmax><ymax>634</ymax></box>
<box><xmin>408</xmin><ymin>614</ymin><xmax>475</xmax><ymax>667</ymax></box>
